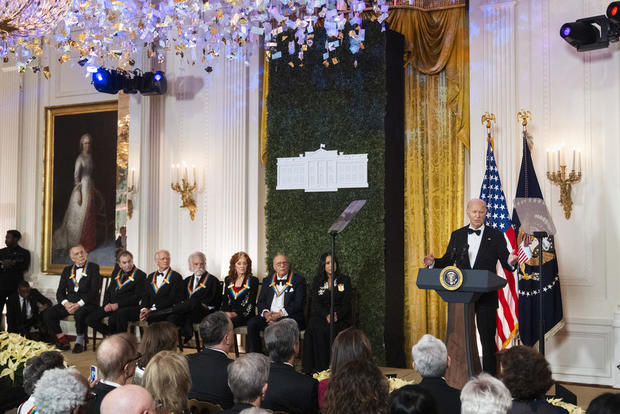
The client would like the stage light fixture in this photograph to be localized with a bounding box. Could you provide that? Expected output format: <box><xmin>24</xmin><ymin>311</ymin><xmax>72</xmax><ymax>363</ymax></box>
<box><xmin>139</xmin><ymin>71</ymin><xmax>167</xmax><ymax>95</ymax></box>
<box><xmin>92</xmin><ymin>68</ymin><xmax>122</xmax><ymax>94</ymax></box>
<box><xmin>560</xmin><ymin>3</ymin><xmax>620</xmax><ymax>52</ymax></box>
<box><xmin>91</xmin><ymin>68</ymin><xmax>167</xmax><ymax>95</ymax></box>
<box><xmin>608</xmin><ymin>2</ymin><xmax>620</xmax><ymax>23</ymax></box>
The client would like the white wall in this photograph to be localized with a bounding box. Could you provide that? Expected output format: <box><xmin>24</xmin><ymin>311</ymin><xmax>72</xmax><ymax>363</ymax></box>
<box><xmin>470</xmin><ymin>0</ymin><xmax>620</xmax><ymax>386</ymax></box>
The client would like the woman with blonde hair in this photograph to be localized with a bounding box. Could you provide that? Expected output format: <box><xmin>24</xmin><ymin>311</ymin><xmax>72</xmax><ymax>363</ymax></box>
<box><xmin>144</xmin><ymin>350</ymin><xmax>191</xmax><ymax>414</ymax></box>
<box><xmin>133</xmin><ymin>321</ymin><xmax>179</xmax><ymax>386</ymax></box>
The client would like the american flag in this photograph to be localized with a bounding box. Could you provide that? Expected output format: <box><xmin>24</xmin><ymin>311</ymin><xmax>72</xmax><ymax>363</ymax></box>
<box><xmin>479</xmin><ymin>139</ymin><xmax>519</xmax><ymax>350</ymax></box>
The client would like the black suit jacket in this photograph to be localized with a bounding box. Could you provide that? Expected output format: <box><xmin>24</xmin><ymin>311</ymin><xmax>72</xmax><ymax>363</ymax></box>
<box><xmin>418</xmin><ymin>377</ymin><xmax>461</xmax><ymax>414</ymax></box>
<box><xmin>56</xmin><ymin>262</ymin><xmax>101</xmax><ymax>306</ymax></box>
<box><xmin>187</xmin><ymin>348</ymin><xmax>234</xmax><ymax>409</ymax></box>
<box><xmin>256</xmin><ymin>272</ymin><xmax>306</xmax><ymax>327</ymax></box>
<box><xmin>0</xmin><ymin>245</ymin><xmax>30</xmax><ymax>293</ymax></box>
<box><xmin>262</xmin><ymin>362</ymin><xmax>318</xmax><ymax>414</ymax></box>
<box><xmin>174</xmin><ymin>272</ymin><xmax>221</xmax><ymax>314</ymax></box>
<box><xmin>6</xmin><ymin>289</ymin><xmax>52</xmax><ymax>333</ymax></box>
<box><xmin>104</xmin><ymin>267</ymin><xmax>147</xmax><ymax>308</ymax></box>
<box><xmin>88</xmin><ymin>382</ymin><xmax>117</xmax><ymax>414</ymax></box>
<box><xmin>434</xmin><ymin>225</ymin><xmax>513</xmax><ymax>307</ymax></box>
<box><xmin>141</xmin><ymin>269</ymin><xmax>183</xmax><ymax>310</ymax></box>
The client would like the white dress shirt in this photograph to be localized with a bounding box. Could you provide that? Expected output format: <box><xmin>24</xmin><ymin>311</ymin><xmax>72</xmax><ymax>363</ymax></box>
<box><xmin>61</xmin><ymin>266</ymin><xmax>86</xmax><ymax>307</ymax></box>
<box><xmin>467</xmin><ymin>225</ymin><xmax>485</xmax><ymax>268</ymax></box>
<box><xmin>262</xmin><ymin>276</ymin><xmax>290</xmax><ymax>317</ymax></box>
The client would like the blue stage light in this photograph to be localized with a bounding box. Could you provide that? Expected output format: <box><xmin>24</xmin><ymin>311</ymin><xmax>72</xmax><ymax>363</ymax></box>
<box><xmin>154</xmin><ymin>72</ymin><xmax>163</xmax><ymax>82</ymax></box>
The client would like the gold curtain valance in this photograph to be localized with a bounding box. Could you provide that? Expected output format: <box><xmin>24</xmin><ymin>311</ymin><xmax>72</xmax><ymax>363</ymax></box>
<box><xmin>391</xmin><ymin>0</ymin><xmax>466</xmax><ymax>11</ymax></box>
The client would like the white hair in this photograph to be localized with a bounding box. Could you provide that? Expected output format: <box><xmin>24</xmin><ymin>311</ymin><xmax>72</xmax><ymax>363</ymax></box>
<box><xmin>32</xmin><ymin>368</ymin><xmax>88</xmax><ymax>414</ymax></box>
<box><xmin>461</xmin><ymin>373</ymin><xmax>512</xmax><ymax>414</ymax></box>
<box><xmin>412</xmin><ymin>334</ymin><xmax>448</xmax><ymax>377</ymax></box>
<box><xmin>240</xmin><ymin>408</ymin><xmax>272</xmax><ymax>414</ymax></box>
<box><xmin>187</xmin><ymin>251</ymin><xmax>206</xmax><ymax>267</ymax></box>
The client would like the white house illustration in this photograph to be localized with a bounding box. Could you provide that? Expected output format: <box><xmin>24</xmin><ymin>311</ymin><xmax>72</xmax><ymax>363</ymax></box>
<box><xmin>276</xmin><ymin>144</ymin><xmax>368</xmax><ymax>192</ymax></box>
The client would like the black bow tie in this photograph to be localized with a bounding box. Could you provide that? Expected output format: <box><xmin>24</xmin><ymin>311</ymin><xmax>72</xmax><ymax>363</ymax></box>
<box><xmin>157</xmin><ymin>272</ymin><xmax>164</xmax><ymax>277</ymax></box>
<box><xmin>75</xmin><ymin>266</ymin><xmax>84</xmax><ymax>270</ymax></box>
<box><xmin>468</xmin><ymin>228</ymin><xmax>481</xmax><ymax>235</ymax></box>
<box><xmin>276</xmin><ymin>278</ymin><xmax>287</xmax><ymax>286</ymax></box>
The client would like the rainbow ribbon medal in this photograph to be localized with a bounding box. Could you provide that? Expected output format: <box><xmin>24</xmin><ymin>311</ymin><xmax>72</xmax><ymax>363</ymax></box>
<box><xmin>270</xmin><ymin>272</ymin><xmax>292</xmax><ymax>297</ymax></box>
<box><xmin>116</xmin><ymin>267</ymin><xmax>136</xmax><ymax>289</ymax></box>
<box><xmin>229</xmin><ymin>277</ymin><xmax>251</xmax><ymax>300</ymax></box>
<box><xmin>69</xmin><ymin>263</ymin><xmax>88</xmax><ymax>289</ymax></box>
<box><xmin>188</xmin><ymin>273</ymin><xmax>208</xmax><ymax>296</ymax></box>
<box><xmin>152</xmin><ymin>268</ymin><xmax>171</xmax><ymax>293</ymax></box>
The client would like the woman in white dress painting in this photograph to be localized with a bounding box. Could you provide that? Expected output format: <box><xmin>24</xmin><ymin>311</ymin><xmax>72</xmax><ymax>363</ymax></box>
<box><xmin>53</xmin><ymin>133</ymin><xmax>98</xmax><ymax>254</ymax></box>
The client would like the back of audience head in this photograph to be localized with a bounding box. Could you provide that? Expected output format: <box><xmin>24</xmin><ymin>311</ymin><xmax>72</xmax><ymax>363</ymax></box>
<box><xmin>144</xmin><ymin>350</ymin><xmax>191</xmax><ymax>414</ymax></box>
<box><xmin>23</xmin><ymin>351</ymin><xmax>64</xmax><ymax>395</ymax></box>
<box><xmin>324</xmin><ymin>358</ymin><xmax>389</xmax><ymax>414</ymax></box>
<box><xmin>461</xmin><ymin>373</ymin><xmax>512</xmax><ymax>414</ymax></box>
<box><xmin>388</xmin><ymin>384</ymin><xmax>438</xmax><ymax>414</ymax></box>
<box><xmin>330</xmin><ymin>328</ymin><xmax>372</xmax><ymax>376</ymax></box>
<box><xmin>227</xmin><ymin>353</ymin><xmax>270</xmax><ymax>405</ymax></box>
<box><xmin>500</xmin><ymin>345</ymin><xmax>553</xmax><ymax>401</ymax></box>
<box><xmin>586</xmin><ymin>393</ymin><xmax>620</xmax><ymax>414</ymax></box>
<box><xmin>139</xmin><ymin>321</ymin><xmax>178</xmax><ymax>367</ymax></box>
<box><xmin>239</xmin><ymin>408</ymin><xmax>272</xmax><ymax>414</ymax></box>
<box><xmin>97</xmin><ymin>333</ymin><xmax>138</xmax><ymax>382</ymax></box>
<box><xmin>411</xmin><ymin>334</ymin><xmax>449</xmax><ymax>378</ymax></box>
<box><xmin>101</xmin><ymin>384</ymin><xmax>156</xmax><ymax>414</ymax></box>
<box><xmin>264</xmin><ymin>318</ymin><xmax>299</xmax><ymax>363</ymax></box>
<box><xmin>200</xmin><ymin>311</ymin><xmax>233</xmax><ymax>349</ymax></box>
<box><xmin>32</xmin><ymin>368</ymin><xmax>89</xmax><ymax>414</ymax></box>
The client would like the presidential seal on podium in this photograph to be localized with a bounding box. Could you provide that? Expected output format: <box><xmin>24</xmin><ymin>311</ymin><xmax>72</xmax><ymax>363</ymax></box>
<box><xmin>439</xmin><ymin>266</ymin><xmax>464</xmax><ymax>291</ymax></box>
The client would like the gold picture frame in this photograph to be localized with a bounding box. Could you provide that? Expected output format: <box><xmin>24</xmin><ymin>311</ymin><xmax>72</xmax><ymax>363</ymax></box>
<box><xmin>42</xmin><ymin>101</ymin><xmax>123</xmax><ymax>275</ymax></box>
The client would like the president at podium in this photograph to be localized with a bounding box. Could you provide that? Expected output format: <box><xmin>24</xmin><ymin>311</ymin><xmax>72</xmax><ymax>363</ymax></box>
<box><xmin>423</xmin><ymin>198</ymin><xmax>518</xmax><ymax>375</ymax></box>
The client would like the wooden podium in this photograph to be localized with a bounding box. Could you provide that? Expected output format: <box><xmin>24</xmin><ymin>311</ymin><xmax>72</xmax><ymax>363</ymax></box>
<box><xmin>417</xmin><ymin>268</ymin><xmax>507</xmax><ymax>387</ymax></box>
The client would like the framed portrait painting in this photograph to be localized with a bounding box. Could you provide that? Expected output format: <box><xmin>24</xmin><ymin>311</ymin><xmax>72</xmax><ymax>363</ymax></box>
<box><xmin>42</xmin><ymin>101</ymin><xmax>127</xmax><ymax>275</ymax></box>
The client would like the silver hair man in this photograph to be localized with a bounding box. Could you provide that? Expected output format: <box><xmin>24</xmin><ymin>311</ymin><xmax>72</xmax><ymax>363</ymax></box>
<box><xmin>411</xmin><ymin>334</ymin><xmax>449</xmax><ymax>378</ymax></box>
<box><xmin>461</xmin><ymin>373</ymin><xmax>512</xmax><ymax>414</ymax></box>
<box><xmin>228</xmin><ymin>353</ymin><xmax>270</xmax><ymax>405</ymax></box>
<box><xmin>32</xmin><ymin>367</ymin><xmax>88</xmax><ymax>414</ymax></box>
<box><xmin>264</xmin><ymin>318</ymin><xmax>299</xmax><ymax>364</ymax></box>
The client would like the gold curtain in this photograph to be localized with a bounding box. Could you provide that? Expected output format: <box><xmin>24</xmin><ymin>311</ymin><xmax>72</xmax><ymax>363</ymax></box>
<box><xmin>260</xmin><ymin>61</ymin><xmax>270</xmax><ymax>164</ymax></box>
<box><xmin>387</xmin><ymin>7</ymin><xmax>469</xmax><ymax>365</ymax></box>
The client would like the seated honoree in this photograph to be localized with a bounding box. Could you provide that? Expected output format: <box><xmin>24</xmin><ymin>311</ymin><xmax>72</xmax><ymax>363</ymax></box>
<box><xmin>221</xmin><ymin>251</ymin><xmax>259</xmax><ymax>328</ymax></box>
<box><xmin>246</xmin><ymin>254</ymin><xmax>306</xmax><ymax>353</ymax></box>
<box><xmin>302</xmin><ymin>253</ymin><xmax>352</xmax><ymax>374</ymax></box>
<box><xmin>42</xmin><ymin>244</ymin><xmax>101</xmax><ymax>353</ymax></box>
<box><xmin>7</xmin><ymin>280</ymin><xmax>52</xmax><ymax>338</ymax></box>
<box><xmin>171</xmin><ymin>251</ymin><xmax>221</xmax><ymax>341</ymax></box>
<box><xmin>86</xmin><ymin>250</ymin><xmax>146</xmax><ymax>336</ymax></box>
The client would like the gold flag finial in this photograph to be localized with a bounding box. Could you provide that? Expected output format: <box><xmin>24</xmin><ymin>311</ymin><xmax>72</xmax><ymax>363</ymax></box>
<box><xmin>481</xmin><ymin>112</ymin><xmax>496</xmax><ymax>129</ymax></box>
<box><xmin>517</xmin><ymin>110</ymin><xmax>531</xmax><ymax>127</ymax></box>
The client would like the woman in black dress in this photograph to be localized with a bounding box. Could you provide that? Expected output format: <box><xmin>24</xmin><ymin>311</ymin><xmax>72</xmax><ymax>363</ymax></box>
<box><xmin>221</xmin><ymin>251</ymin><xmax>259</xmax><ymax>327</ymax></box>
<box><xmin>302</xmin><ymin>252</ymin><xmax>352</xmax><ymax>374</ymax></box>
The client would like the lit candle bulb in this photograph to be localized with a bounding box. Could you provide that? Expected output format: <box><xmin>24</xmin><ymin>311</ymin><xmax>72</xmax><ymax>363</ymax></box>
<box><xmin>192</xmin><ymin>165</ymin><xmax>196</xmax><ymax>186</ymax></box>
<box><xmin>546</xmin><ymin>149</ymin><xmax>550</xmax><ymax>173</ymax></box>
<box><xmin>572</xmin><ymin>147</ymin><xmax>576</xmax><ymax>171</ymax></box>
<box><xmin>131</xmin><ymin>168</ymin><xmax>136</xmax><ymax>188</ymax></box>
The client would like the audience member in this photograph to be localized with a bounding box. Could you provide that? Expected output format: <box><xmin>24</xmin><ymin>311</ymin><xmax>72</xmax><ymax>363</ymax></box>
<box><xmin>388</xmin><ymin>384</ymin><xmax>438</xmax><ymax>414</ymax></box>
<box><xmin>89</xmin><ymin>333</ymin><xmax>140</xmax><ymax>414</ymax></box>
<box><xmin>17</xmin><ymin>351</ymin><xmax>65</xmax><ymax>414</ymax></box>
<box><xmin>32</xmin><ymin>368</ymin><xmax>89</xmax><ymax>414</ymax></box>
<box><xmin>221</xmin><ymin>251</ymin><xmax>259</xmax><ymax>327</ymax></box>
<box><xmin>171</xmin><ymin>251</ymin><xmax>221</xmax><ymax>342</ymax></box>
<box><xmin>134</xmin><ymin>321</ymin><xmax>179</xmax><ymax>386</ymax></box>
<box><xmin>101</xmin><ymin>384</ymin><xmax>156</xmax><ymax>414</ymax></box>
<box><xmin>239</xmin><ymin>408</ymin><xmax>272</xmax><ymax>414</ymax></box>
<box><xmin>7</xmin><ymin>280</ymin><xmax>52</xmax><ymax>338</ymax></box>
<box><xmin>144</xmin><ymin>350</ymin><xmax>192</xmax><ymax>414</ymax></box>
<box><xmin>461</xmin><ymin>373</ymin><xmax>512</xmax><ymax>414</ymax></box>
<box><xmin>42</xmin><ymin>244</ymin><xmax>101</xmax><ymax>352</ymax></box>
<box><xmin>586</xmin><ymin>393</ymin><xmax>620</xmax><ymax>414</ymax></box>
<box><xmin>187</xmin><ymin>311</ymin><xmax>234</xmax><ymax>408</ymax></box>
<box><xmin>303</xmin><ymin>253</ymin><xmax>352</xmax><ymax>374</ymax></box>
<box><xmin>411</xmin><ymin>334</ymin><xmax>460</xmax><ymax>414</ymax></box>
<box><xmin>247</xmin><ymin>254</ymin><xmax>306</xmax><ymax>352</ymax></box>
<box><xmin>0</xmin><ymin>229</ymin><xmax>31</xmax><ymax>330</ymax></box>
<box><xmin>501</xmin><ymin>345</ymin><xmax>567</xmax><ymax>414</ymax></box>
<box><xmin>86</xmin><ymin>250</ymin><xmax>146</xmax><ymax>335</ymax></box>
<box><xmin>262</xmin><ymin>318</ymin><xmax>318</xmax><ymax>414</ymax></box>
<box><xmin>323</xmin><ymin>358</ymin><xmax>388</xmax><ymax>414</ymax></box>
<box><xmin>222</xmin><ymin>353</ymin><xmax>271</xmax><ymax>414</ymax></box>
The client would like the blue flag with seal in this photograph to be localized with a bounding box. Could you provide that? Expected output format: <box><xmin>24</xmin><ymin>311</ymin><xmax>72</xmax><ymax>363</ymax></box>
<box><xmin>511</xmin><ymin>133</ymin><xmax>564</xmax><ymax>347</ymax></box>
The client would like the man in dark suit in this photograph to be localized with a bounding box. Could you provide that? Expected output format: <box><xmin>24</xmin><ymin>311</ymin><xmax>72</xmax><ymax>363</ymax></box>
<box><xmin>89</xmin><ymin>333</ymin><xmax>140</xmax><ymax>414</ymax></box>
<box><xmin>0</xmin><ymin>229</ymin><xmax>31</xmax><ymax>329</ymax></box>
<box><xmin>424</xmin><ymin>199</ymin><xmax>517</xmax><ymax>375</ymax></box>
<box><xmin>220</xmin><ymin>353</ymin><xmax>270</xmax><ymax>414</ymax></box>
<box><xmin>412</xmin><ymin>334</ymin><xmax>460</xmax><ymax>414</ymax></box>
<box><xmin>247</xmin><ymin>254</ymin><xmax>306</xmax><ymax>353</ymax></box>
<box><xmin>262</xmin><ymin>318</ymin><xmax>318</xmax><ymax>414</ymax></box>
<box><xmin>6</xmin><ymin>280</ymin><xmax>52</xmax><ymax>338</ymax></box>
<box><xmin>86</xmin><ymin>250</ymin><xmax>146</xmax><ymax>336</ymax></box>
<box><xmin>42</xmin><ymin>244</ymin><xmax>101</xmax><ymax>353</ymax></box>
<box><xmin>171</xmin><ymin>251</ymin><xmax>221</xmax><ymax>341</ymax></box>
<box><xmin>187</xmin><ymin>311</ymin><xmax>234</xmax><ymax>408</ymax></box>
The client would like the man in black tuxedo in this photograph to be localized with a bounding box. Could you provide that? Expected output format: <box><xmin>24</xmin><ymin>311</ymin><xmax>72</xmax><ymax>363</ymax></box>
<box><xmin>171</xmin><ymin>251</ymin><xmax>221</xmax><ymax>341</ymax></box>
<box><xmin>89</xmin><ymin>333</ymin><xmax>140</xmax><ymax>414</ymax></box>
<box><xmin>424</xmin><ymin>199</ymin><xmax>517</xmax><ymax>375</ymax></box>
<box><xmin>247</xmin><ymin>254</ymin><xmax>306</xmax><ymax>353</ymax></box>
<box><xmin>42</xmin><ymin>244</ymin><xmax>101</xmax><ymax>353</ymax></box>
<box><xmin>6</xmin><ymin>280</ymin><xmax>52</xmax><ymax>338</ymax></box>
<box><xmin>262</xmin><ymin>318</ymin><xmax>318</xmax><ymax>414</ymax></box>
<box><xmin>0</xmin><ymin>230</ymin><xmax>31</xmax><ymax>329</ymax></box>
<box><xmin>187</xmin><ymin>311</ymin><xmax>234</xmax><ymax>408</ymax></box>
<box><xmin>86</xmin><ymin>251</ymin><xmax>146</xmax><ymax>336</ymax></box>
<box><xmin>412</xmin><ymin>334</ymin><xmax>460</xmax><ymax>414</ymax></box>
<box><xmin>221</xmin><ymin>353</ymin><xmax>270</xmax><ymax>414</ymax></box>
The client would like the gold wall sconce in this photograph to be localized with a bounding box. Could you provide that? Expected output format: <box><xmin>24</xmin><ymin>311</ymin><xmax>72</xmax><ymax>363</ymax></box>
<box><xmin>546</xmin><ymin>146</ymin><xmax>582</xmax><ymax>219</ymax></box>
<box><xmin>127</xmin><ymin>168</ymin><xmax>136</xmax><ymax>219</ymax></box>
<box><xmin>171</xmin><ymin>162</ymin><xmax>197</xmax><ymax>220</ymax></box>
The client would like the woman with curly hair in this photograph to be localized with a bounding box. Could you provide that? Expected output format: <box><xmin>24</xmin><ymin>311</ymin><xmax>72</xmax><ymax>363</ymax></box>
<box><xmin>500</xmin><ymin>346</ymin><xmax>568</xmax><ymax>414</ymax></box>
<box><xmin>144</xmin><ymin>350</ymin><xmax>192</xmax><ymax>414</ymax></box>
<box><xmin>17</xmin><ymin>351</ymin><xmax>65</xmax><ymax>414</ymax></box>
<box><xmin>221</xmin><ymin>251</ymin><xmax>259</xmax><ymax>327</ymax></box>
<box><xmin>133</xmin><ymin>321</ymin><xmax>179</xmax><ymax>386</ymax></box>
<box><xmin>323</xmin><ymin>358</ymin><xmax>388</xmax><ymax>414</ymax></box>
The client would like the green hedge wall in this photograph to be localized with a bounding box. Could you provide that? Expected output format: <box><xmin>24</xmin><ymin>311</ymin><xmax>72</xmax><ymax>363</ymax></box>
<box><xmin>265</xmin><ymin>21</ymin><xmax>387</xmax><ymax>363</ymax></box>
